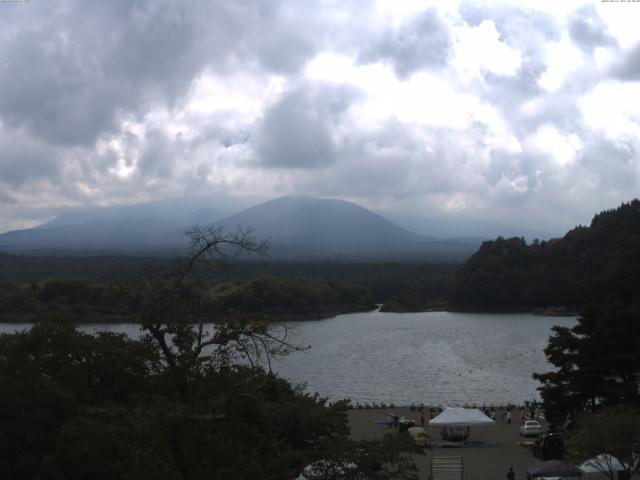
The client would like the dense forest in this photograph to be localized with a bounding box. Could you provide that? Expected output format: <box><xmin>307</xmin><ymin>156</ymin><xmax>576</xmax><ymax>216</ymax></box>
<box><xmin>449</xmin><ymin>200</ymin><xmax>640</xmax><ymax>310</ymax></box>
<box><xmin>0</xmin><ymin>254</ymin><xmax>456</xmax><ymax>320</ymax></box>
<box><xmin>0</xmin><ymin>276</ymin><xmax>375</xmax><ymax>322</ymax></box>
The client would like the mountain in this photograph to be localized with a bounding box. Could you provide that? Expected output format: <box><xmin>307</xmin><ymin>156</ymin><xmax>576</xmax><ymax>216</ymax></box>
<box><xmin>214</xmin><ymin>195</ymin><xmax>421</xmax><ymax>247</ymax></box>
<box><xmin>0</xmin><ymin>200</ymin><xmax>225</xmax><ymax>252</ymax></box>
<box><xmin>0</xmin><ymin>195</ymin><xmax>481</xmax><ymax>259</ymax></box>
<box><xmin>212</xmin><ymin>196</ymin><xmax>481</xmax><ymax>259</ymax></box>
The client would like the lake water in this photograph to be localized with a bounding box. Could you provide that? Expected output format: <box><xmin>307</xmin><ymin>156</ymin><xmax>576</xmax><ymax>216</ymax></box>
<box><xmin>272</xmin><ymin>310</ymin><xmax>576</xmax><ymax>406</ymax></box>
<box><xmin>0</xmin><ymin>310</ymin><xmax>575</xmax><ymax>406</ymax></box>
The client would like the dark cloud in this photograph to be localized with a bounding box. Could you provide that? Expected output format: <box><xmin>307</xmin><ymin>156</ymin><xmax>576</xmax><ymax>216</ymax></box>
<box><xmin>357</xmin><ymin>8</ymin><xmax>451</xmax><ymax>77</ymax></box>
<box><xmin>253</xmin><ymin>84</ymin><xmax>359</xmax><ymax>169</ymax></box>
<box><xmin>0</xmin><ymin>0</ymin><xmax>323</xmax><ymax>148</ymax></box>
<box><xmin>568</xmin><ymin>5</ymin><xmax>617</xmax><ymax>54</ymax></box>
<box><xmin>579</xmin><ymin>136</ymin><xmax>639</xmax><ymax>191</ymax></box>
<box><xmin>0</xmin><ymin>29</ymin><xmax>121</xmax><ymax>146</ymax></box>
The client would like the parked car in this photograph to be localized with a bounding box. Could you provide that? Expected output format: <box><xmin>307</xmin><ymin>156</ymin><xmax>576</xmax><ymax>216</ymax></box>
<box><xmin>532</xmin><ymin>432</ymin><xmax>565</xmax><ymax>460</ymax></box>
<box><xmin>520</xmin><ymin>420</ymin><xmax>543</xmax><ymax>437</ymax></box>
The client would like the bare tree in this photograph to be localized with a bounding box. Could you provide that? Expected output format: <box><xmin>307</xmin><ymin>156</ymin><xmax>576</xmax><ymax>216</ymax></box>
<box><xmin>117</xmin><ymin>225</ymin><xmax>305</xmax><ymax>385</ymax></box>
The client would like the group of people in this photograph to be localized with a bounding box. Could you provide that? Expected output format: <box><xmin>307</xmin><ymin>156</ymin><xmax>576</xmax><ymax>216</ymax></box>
<box><xmin>385</xmin><ymin>413</ymin><xmax>403</xmax><ymax>427</ymax></box>
<box><xmin>481</xmin><ymin>407</ymin><xmax>513</xmax><ymax>423</ymax></box>
<box><xmin>386</xmin><ymin>406</ymin><xmax>432</xmax><ymax>428</ymax></box>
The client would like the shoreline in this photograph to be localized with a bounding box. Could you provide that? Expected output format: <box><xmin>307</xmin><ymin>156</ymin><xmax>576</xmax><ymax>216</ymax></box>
<box><xmin>344</xmin><ymin>401</ymin><xmax>531</xmax><ymax>410</ymax></box>
<box><xmin>0</xmin><ymin>306</ymin><xmax>579</xmax><ymax>324</ymax></box>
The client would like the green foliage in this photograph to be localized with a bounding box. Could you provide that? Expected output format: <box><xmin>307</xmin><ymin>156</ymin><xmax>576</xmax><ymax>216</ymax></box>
<box><xmin>0</xmin><ymin>321</ymin><xmax>419</xmax><ymax>479</ymax></box>
<box><xmin>0</xmin><ymin>322</ymin><xmax>156</xmax><ymax>479</ymax></box>
<box><xmin>206</xmin><ymin>276</ymin><xmax>375</xmax><ymax>317</ymax></box>
<box><xmin>0</xmin><ymin>259</ymin><xmax>457</xmax><ymax>319</ymax></box>
<box><xmin>533</xmin><ymin>297</ymin><xmax>640</xmax><ymax>428</ymax></box>
<box><xmin>450</xmin><ymin>199</ymin><xmax>640</xmax><ymax>309</ymax></box>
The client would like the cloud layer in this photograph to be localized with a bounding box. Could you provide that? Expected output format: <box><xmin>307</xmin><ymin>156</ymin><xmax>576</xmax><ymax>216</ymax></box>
<box><xmin>0</xmin><ymin>0</ymin><xmax>639</xmax><ymax>233</ymax></box>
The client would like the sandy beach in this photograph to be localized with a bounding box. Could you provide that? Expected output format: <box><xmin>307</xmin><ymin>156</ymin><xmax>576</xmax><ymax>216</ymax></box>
<box><xmin>347</xmin><ymin>407</ymin><xmax>588</xmax><ymax>480</ymax></box>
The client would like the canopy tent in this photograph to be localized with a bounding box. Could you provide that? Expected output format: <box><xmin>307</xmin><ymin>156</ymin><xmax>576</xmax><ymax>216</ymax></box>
<box><xmin>527</xmin><ymin>460</ymin><xmax>583</xmax><ymax>479</ymax></box>
<box><xmin>429</xmin><ymin>408</ymin><xmax>495</xmax><ymax>426</ymax></box>
<box><xmin>579</xmin><ymin>454</ymin><xmax>626</xmax><ymax>474</ymax></box>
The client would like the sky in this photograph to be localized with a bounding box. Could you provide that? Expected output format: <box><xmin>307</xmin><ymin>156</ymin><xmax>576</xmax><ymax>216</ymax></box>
<box><xmin>0</xmin><ymin>0</ymin><xmax>639</xmax><ymax>234</ymax></box>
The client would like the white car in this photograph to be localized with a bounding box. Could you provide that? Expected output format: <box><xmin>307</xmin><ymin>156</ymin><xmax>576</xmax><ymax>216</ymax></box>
<box><xmin>520</xmin><ymin>420</ymin><xmax>543</xmax><ymax>437</ymax></box>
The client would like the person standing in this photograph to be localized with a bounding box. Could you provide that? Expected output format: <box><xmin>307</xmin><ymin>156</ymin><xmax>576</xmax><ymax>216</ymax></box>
<box><xmin>506</xmin><ymin>410</ymin><xmax>512</xmax><ymax>424</ymax></box>
<box><xmin>507</xmin><ymin>467</ymin><xmax>515</xmax><ymax>480</ymax></box>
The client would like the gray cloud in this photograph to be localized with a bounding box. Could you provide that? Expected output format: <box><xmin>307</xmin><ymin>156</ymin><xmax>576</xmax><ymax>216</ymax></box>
<box><xmin>0</xmin><ymin>190</ymin><xmax>17</xmax><ymax>205</ymax></box>
<box><xmin>613</xmin><ymin>41</ymin><xmax>640</xmax><ymax>81</ymax></box>
<box><xmin>0</xmin><ymin>127</ymin><xmax>62</xmax><ymax>186</ymax></box>
<box><xmin>134</xmin><ymin>130</ymin><xmax>174</xmax><ymax>179</ymax></box>
<box><xmin>0</xmin><ymin>0</ymin><xmax>638</xmax><ymax>235</ymax></box>
<box><xmin>459</xmin><ymin>2</ymin><xmax>560</xmax><ymax>48</ymax></box>
<box><xmin>0</xmin><ymin>0</ymin><xmax>324</xmax><ymax>149</ymax></box>
<box><xmin>357</xmin><ymin>8</ymin><xmax>451</xmax><ymax>77</ymax></box>
<box><xmin>455</xmin><ymin>3</ymin><xmax>568</xmax><ymax>134</ymax></box>
<box><xmin>568</xmin><ymin>5</ymin><xmax>618</xmax><ymax>54</ymax></box>
<box><xmin>253</xmin><ymin>84</ymin><xmax>359</xmax><ymax>169</ymax></box>
<box><xmin>579</xmin><ymin>135</ymin><xmax>639</xmax><ymax>192</ymax></box>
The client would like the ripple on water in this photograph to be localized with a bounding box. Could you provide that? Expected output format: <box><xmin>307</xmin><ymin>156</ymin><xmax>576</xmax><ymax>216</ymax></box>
<box><xmin>273</xmin><ymin>311</ymin><xmax>576</xmax><ymax>406</ymax></box>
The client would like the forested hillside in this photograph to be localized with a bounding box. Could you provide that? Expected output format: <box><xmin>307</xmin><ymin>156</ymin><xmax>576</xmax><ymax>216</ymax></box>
<box><xmin>449</xmin><ymin>200</ymin><xmax>640</xmax><ymax>310</ymax></box>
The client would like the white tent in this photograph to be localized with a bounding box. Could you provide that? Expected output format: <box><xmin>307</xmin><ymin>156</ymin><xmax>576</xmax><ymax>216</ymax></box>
<box><xmin>429</xmin><ymin>407</ymin><xmax>496</xmax><ymax>426</ymax></box>
<box><xmin>579</xmin><ymin>454</ymin><xmax>626</xmax><ymax>474</ymax></box>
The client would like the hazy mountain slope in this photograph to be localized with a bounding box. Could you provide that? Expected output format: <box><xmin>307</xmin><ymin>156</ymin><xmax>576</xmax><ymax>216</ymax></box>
<box><xmin>0</xmin><ymin>195</ymin><xmax>479</xmax><ymax>259</ymax></box>
<box><xmin>382</xmin><ymin>212</ymin><xmax>555</xmax><ymax>241</ymax></box>
<box><xmin>0</xmin><ymin>218</ymin><xmax>185</xmax><ymax>250</ymax></box>
<box><xmin>213</xmin><ymin>196</ymin><xmax>426</xmax><ymax>248</ymax></box>
<box><xmin>39</xmin><ymin>202</ymin><xmax>221</xmax><ymax>230</ymax></box>
<box><xmin>0</xmin><ymin>201</ymin><xmax>224</xmax><ymax>252</ymax></box>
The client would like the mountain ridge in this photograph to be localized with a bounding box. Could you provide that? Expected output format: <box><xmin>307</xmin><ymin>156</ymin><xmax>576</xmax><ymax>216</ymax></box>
<box><xmin>0</xmin><ymin>195</ymin><xmax>480</xmax><ymax>259</ymax></box>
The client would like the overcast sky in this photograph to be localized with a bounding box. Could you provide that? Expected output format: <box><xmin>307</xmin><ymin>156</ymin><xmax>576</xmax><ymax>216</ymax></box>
<box><xmin>1</xmin><ymin>0</ymin><xmax>639</xmax><ymax>234</ymax></box>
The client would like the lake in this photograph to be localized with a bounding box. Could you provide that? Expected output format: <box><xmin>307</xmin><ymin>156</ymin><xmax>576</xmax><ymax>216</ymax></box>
<box><xmin>0</xmin><ymin>310</ymin><xmax>575</xmax><ymax>406</ymax></box>
<box><xmin>272</xmin><ymin>310</ymin><xmax>576</xmax><ymax>406</ymax></box>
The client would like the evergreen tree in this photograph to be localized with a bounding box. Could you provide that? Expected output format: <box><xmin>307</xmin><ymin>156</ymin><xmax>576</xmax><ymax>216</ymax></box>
<box><xmin>534</xmin><ymin>297</ymin><xmax>640</xmax><ymax>428</ymax></box>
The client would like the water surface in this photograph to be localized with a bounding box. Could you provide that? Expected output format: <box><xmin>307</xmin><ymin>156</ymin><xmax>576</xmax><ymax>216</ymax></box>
<box><xmin>0</xmin><ymin>311</ymin><xmax>575</xmax><ymax>406</ymax></box>
<box><xmin>272</xmin><ymin>310</ymin><xmax>575</xmax><ymax>406</ymax></box>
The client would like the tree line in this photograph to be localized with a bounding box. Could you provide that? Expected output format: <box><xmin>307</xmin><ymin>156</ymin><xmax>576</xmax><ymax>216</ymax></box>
<box><xmin>0</xmin><ymin>275</ymin><xmax>375</xmax><ymax>322</ymax></box>
<box><xmin>450</xmin><ymin>200</ymin><xmax>640</xmax><ymax>310</ymax></box>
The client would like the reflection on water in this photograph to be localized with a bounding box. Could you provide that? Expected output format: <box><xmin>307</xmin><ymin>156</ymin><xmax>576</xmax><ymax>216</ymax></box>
<box><xmin>0</xmin><ymin>311</ymin><xmax>575</xmax><ymax>406</ymax></box>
